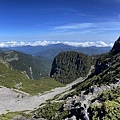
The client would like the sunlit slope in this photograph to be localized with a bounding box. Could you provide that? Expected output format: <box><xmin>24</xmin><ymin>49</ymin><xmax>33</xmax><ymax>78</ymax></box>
<box><xmin>0</xmin><ymin>63</ymin><xmax>64</xmax><ymax>95</ymax></box>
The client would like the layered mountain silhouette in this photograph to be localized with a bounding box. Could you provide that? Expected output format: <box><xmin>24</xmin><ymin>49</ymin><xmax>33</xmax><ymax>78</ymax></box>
<box><xmin>8</xmin><ymin>44</ymin><xmax>111</xmax><ymax>59</ymax></box>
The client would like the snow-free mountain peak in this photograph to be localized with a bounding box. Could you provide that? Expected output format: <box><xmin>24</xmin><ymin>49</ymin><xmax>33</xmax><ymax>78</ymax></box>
<box><xmin>111</xmin><ymin>36</ymin><xmax>120</xmax><ymax>54</ymax></box>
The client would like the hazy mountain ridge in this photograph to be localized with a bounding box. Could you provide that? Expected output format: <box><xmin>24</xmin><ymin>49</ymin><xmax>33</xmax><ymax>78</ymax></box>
<box><xmin>8</xmin><ymin>43</ymin><xmax>111</xmax><ymax>59</ymax></box>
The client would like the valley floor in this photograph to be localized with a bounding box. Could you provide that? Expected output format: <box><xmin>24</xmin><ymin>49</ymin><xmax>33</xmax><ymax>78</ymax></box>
<box><xmin>0</xmin><ymin>77</ymin><xmax>84</xmax><ymax>115</ymax></box>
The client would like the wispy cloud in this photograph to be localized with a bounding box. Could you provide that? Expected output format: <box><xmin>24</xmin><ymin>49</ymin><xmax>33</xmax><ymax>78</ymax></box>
<box><xmin>53</xmin><ymin>22</ymin><xmax>120</xmax><ymax>33</ymax></box>
<box><xmin>112</xmin><ymin>0</ymin><xmax>120</xmax><ymax>3</ymax></box>
<box><xmin>54</xmin><ymin>23</ymin><xmax>95</xmax><ymax>30</ymax></box>
<box><xmin>76</xmin><ymin>13</ymin><xmax>93</xmax><ymax>17</ymax></box>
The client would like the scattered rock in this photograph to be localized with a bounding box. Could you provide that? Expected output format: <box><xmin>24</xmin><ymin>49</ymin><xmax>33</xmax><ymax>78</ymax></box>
<box><xmin>11</xmin><ymin>115</ymin><xmax>26</xmax><ymax>120</ymax></box>
<box><xmin>63</xmin><ymin>78</ymin><xmax>120</xmax><ymax>120</ymax></box>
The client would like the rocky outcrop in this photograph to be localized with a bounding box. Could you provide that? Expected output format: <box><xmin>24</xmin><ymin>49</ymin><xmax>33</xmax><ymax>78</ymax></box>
<box><xmin>94</xmin><ymin>37</ymin><xmax>120</xmax><ymax>76</ymax></box>
<box><xmin>110</xmin><ymin>36</ymin><xmax>120</xmax><ymax>55</ymax></box>
<box><xmin>50</xmin><ymin>51</ymin><xmax>92</xmax><ymax>84</ymax></box>
<box><xmin>63</xmin><ymin>78</ymin><xmax>120</xmax><ymax>120</ymax></box>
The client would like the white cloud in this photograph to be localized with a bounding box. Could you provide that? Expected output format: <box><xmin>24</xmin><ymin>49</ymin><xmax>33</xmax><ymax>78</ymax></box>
<box><xmin>0</xmin><ymin>41</ymin><xmax>113</xmax><ymax>47</ymax></box>
<box><xmin>53</xmin><ymin>22</ymin><xmax>120</xmax><ymax>33</ymax></box>
<box><xmin>54</xmin><ymin>23</ymin><xmax>95</xmax><ymax>30</ymax></box>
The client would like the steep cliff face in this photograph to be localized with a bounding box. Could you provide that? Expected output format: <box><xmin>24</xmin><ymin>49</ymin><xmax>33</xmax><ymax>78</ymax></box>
<box><xmin>94</xmin><ymin>37</ymin><xmax>120</xmax><ymax>76</ymax></box>
<box><xmin>110</xmin><ymin>36</ymin><xmax>120</xmax><ymax>55</ymax></box>
<box><xmin>74</xmin><ymin>37</ymin><xmax>120</xmax><ymax>93</ymax></box>
<box><xmin>50</xmin><ymin>51</ymin><xmax>92</xmax><ymax>84</ymax></box>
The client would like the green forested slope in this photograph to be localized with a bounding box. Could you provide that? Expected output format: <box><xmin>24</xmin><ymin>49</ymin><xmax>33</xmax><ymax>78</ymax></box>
<box><xmin>50</xmin><ymin>51</ymin><xmax>92</xmax><ymax>84</ymax></box>
<box><xmin>73</xmin><ymin>37</ymin><xmax>120</xmax><ymax>93</ymax></box>
<box><xmin>0</xmin><ymin>50</ymin><xmax>52</xmax><ymax>79</ymax></box>
<box><xmin>0</xmin><ymin>63</ymin><xmax>63</xmax><ymax>95</ymax></box>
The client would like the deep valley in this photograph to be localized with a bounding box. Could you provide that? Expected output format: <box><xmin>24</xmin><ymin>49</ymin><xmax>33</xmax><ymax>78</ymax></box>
<box><xmin>0</xmin><ymin>37</ymin><xmax>120</xmax><ymax>120</ymax></box>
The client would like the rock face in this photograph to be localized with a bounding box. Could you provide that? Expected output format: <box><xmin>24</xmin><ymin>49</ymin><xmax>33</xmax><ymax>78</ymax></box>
<box><xmin>50</xmin><ymin>51</ymin><xmax>92</xmax><ymax>84</ymax></box>
<box><xmin>94</xmin><ymin>37</ymin><xmax>120</xmax><ymax>75</ymax></box>
<box><xmin>63</xmin><ymin>78</ymin><xmax>120</xmax><ymax>120</ymax></box>
<box><xmin>110</xmin><ymin>36</ymin><xmax>120</xmax><ymax>55</ymax></box>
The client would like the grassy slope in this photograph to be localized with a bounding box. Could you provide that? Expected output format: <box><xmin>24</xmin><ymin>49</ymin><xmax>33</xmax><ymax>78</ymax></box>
<box><xmin>0</xmin><ymin>63</ymin><xmax>64</xmax><ymax>95</ymax></box>
<box><xmin>89</xmin><ymin>87</ymin><xmax>120</xmax><ymax>120</ymax></box>
<box><xmin>0</xmin><ymin>50</ymin><xmax>52</xmax><ymax>80</ymax></box>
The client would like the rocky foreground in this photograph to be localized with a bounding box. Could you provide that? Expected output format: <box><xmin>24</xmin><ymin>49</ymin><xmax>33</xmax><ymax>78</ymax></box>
<box><xmin>9</xmin><ymin>78</ymin><xmax>120</xmax><ymax>120</ymax></box>
<box><xmin>0</xmin><ymin>77</ymin><xmax>84</xmax><ymax>115</ymax></box>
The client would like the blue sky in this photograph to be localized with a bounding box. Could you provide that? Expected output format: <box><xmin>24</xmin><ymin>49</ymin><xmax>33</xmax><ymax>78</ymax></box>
<box><xmin>0</xmin><ymin>0</ymin><xmax>120</xmax><ymax>43</ymax></box>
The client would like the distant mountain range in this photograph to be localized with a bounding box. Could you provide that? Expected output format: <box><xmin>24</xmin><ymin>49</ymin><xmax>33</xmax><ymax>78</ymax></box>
<box><xmin>3</xmin><ymin>43</ymin><xmax>111</xmax><ymax>60</ymax></box>
<box><xmin>0</xmin><ymin>41</ymin><xmax>112</xmax><ymax>81</ymax></box>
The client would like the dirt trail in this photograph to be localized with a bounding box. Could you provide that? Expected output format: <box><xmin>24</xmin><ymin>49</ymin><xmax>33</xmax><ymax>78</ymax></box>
<box><xmin>0</xmin><ymin>66</ymin><xmax>94</xmax><ymax>114</ymax></box>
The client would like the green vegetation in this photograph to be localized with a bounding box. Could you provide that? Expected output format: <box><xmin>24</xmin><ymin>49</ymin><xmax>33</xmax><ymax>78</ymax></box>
<box><xmin>50</xmin><ymin>51</ymin><xmax>92</xmax><ymax>84</ymax></box>
<box><xmin>89</xmin><ymin>87</ymin><xmax>120</xmax><ymax>120</ymax></box>
<box><xmin>0</xmin><ymin>50</ymin><xmax>52</xmax><ymax>79</ymax></box>
<box><xmin>33</xmin><ymin>101</ymin><xmax>68</xmax><ymax>120</ymax></box>
<box><xmin>25</xmin><ymin>38</ymin><xmax>120</xmax><ymax>119</ymax></box>
<box><xmin>0</xmin><ymin>38</ymin><xmax>120</xmax><ymax>119</ymax></box>
<box><xmin>0</xmin><ymin>63</ymin><xmax>64</xmax><ymax>95</ymax></box>
<box><xmin>0</xmin><ymin>111</ymin><xmax>30</xmax><ymax>120</ymax></box>
<box><xmin>71</xmin><ymin>51</ymin><xmax>120</xmax><ymax>95</ymax></box>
